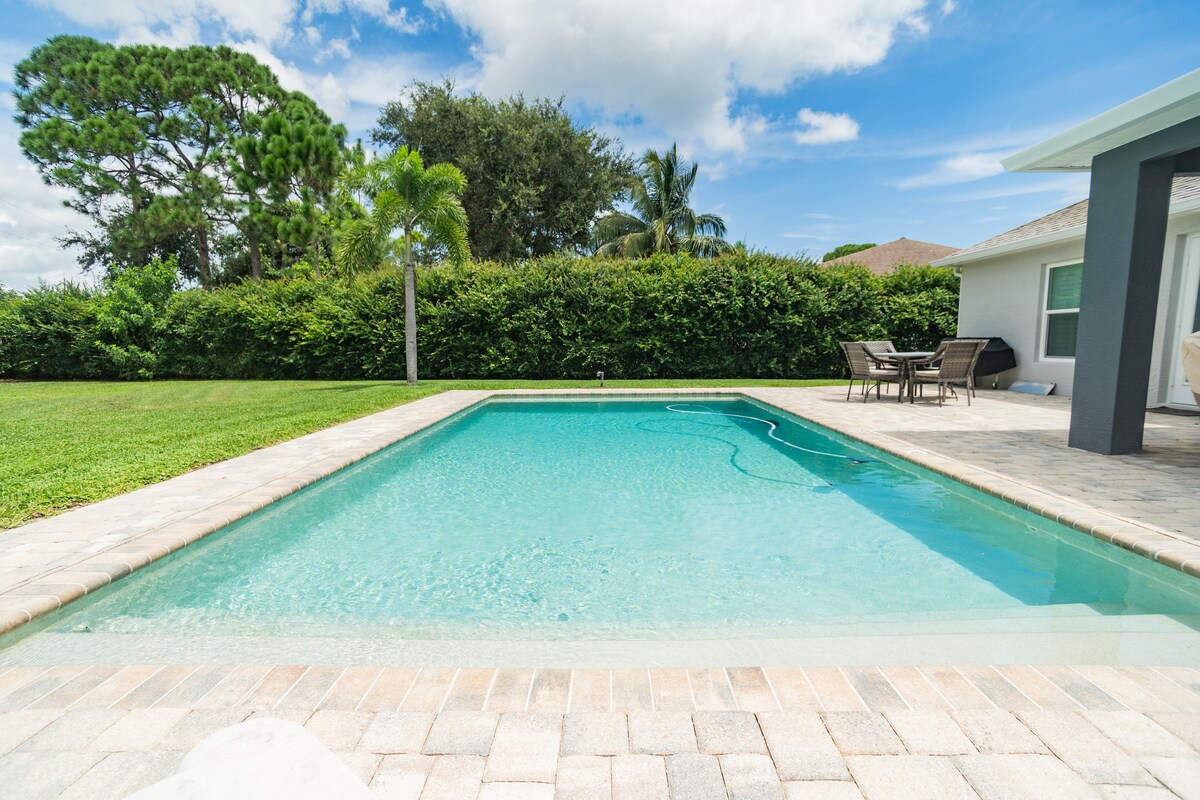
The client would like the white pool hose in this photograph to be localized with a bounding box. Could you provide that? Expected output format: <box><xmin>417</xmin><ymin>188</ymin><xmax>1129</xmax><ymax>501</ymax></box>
<box><xmin>665</xmin><ymin>404</ymin><xmax>872</xmax><ymax>463</ymax></box>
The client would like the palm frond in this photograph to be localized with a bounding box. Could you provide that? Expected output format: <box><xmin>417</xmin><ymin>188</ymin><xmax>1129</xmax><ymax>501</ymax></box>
<box><xmin>680</xmin><ymin>234</ymin><xmax>734</xmax><ymax>258</ymax></box>
<box><xmin>592</xmin><ymin>211</ymin><xmax>648</xmax><ymax>245</ymax></box>
<box><xmin>333</xmin><ymin>145</ymin><xmax>470</xmax><ymax>268</ymax></box>
<box><xmin>335</xmin><ymin>217</ymin><xmax>384</xmax><ymax>274</ymax></box>
<box><xmin>592</xmin><ymin>141</ymin><xmax>729</xmax><ymax>259</ymax></box>
<box><xmin>424</xmin><ymin>192</ymin><xmax>471</xmax><ymax>265</ymax></box>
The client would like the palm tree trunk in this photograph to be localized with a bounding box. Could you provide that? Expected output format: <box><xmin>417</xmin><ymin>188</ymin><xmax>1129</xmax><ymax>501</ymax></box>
<box><xmin>403</xmin><ymin>227</ymin><xmax>418</xmax><ymax>385</ymax></box>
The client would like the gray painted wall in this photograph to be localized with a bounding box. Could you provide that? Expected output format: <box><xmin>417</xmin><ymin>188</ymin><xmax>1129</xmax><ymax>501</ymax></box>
<box><xmin>956</xmin><ymin>207</ymin><xmax>1200</xmax><ymax>403</ymax></box>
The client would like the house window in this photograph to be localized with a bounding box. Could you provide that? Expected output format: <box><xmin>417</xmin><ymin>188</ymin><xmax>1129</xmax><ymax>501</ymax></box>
<box><xmin>1044</xmin><ymin>262</ymin><xmax>1082</xmax><ymax>358</ymax></box>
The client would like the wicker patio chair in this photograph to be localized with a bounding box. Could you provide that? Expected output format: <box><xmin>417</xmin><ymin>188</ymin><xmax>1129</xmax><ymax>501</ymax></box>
<box><xmin>860</xmin><ymin>340</ymin><xmax>902</xmax><ymax>377</ymax></box>
<box><xmin>907</xmin><ymin>340</ymin><xmax>948</xmax><ymax>398</ymax></box>
<box><xmin>861</xmin><ymin>340</ymin><xmax>896</xmax><ymax>357</ymax></box>
<box><xmin>860</xmin><ymin>340</ymin><xmax>897</xmax><ymax>369</ymax></box>
<box><xmin>841</xmin><ymin>342</ymin><xmax>901</xmax><ymax>402</ymax></box>
<box><xmin>912</xmin><ymin>339</ymin><xmax>988</xmax><ymax>406</ymax></box>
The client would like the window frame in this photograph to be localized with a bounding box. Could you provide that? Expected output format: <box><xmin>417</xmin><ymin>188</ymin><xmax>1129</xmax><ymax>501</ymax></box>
<box><xmin>1040</xmin><ymin>259</ymin><xmax>1083</xmax><ymax>362</ymax></box>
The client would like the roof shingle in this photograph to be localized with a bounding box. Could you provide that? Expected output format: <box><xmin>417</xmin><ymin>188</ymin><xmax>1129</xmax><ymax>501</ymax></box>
<box><xmin>941</xmin><ymin>175</ymin><xmax>1200</xmax><ymax>264</ymax></box>
<box><xmin>821</xmin><ymin>237</ymin><xmax>959</xmax><ymax>274</ymax></box>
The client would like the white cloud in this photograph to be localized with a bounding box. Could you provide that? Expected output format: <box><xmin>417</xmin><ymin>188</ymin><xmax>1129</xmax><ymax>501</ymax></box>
<box><xmin>947</xmin><ymin>174</ymin><xmax>1091</xmax><ymax>203</ymax></box>
<box><xmin>427</xmin><ymin>0</ymin><xmax>934</xmax><ymax>152</ymax></box>
<box><xmin>32</xmin><ymin>0</ymin><xmax>300</xmax><ymax>46</ymax></box>
<box><xmin>313</xmin><ymin>28</ymin><xmax>358</xmax><ymax>63</ymax></box>
<box><xmin>704</xmin><ymin>160</ymin><xmax>729</xmax><ymax>182</ymax></box>
<box><xmin>303</xmin><ymin>0</ymin><xmax>419</xmax><ymax>32</ymax></box>
<box><xmin>318</xmin><ymin>37</ymin><xmax>352</xmax><ymax>62</ymax></box>
<box><xmin>0</xmin><ymin>122</ymin><xmax>91</xmax><ymax>290</ymax></box>
<box><xmin>897</xmin><ymin>151</ymin><xmax>1006</xmax><ymax>189</ymax></box>
<box><xmin>31</xmin><ymin>0</ymin><xmax>418</xmax><ymax>47</ymax></box>
<box><xmin>227</xmin><ymin>39</ymin><xmax>429</xmax><ymax>132</ymax></box>
<box><xmin>941</xmin><ymin>0</ymin><xmax>956</xmax><ymax>15</ymax></box>
<box><xmin>793</xmin><ymin>109</ymin><xmax>860</xmax><ymax>145</ymax></box>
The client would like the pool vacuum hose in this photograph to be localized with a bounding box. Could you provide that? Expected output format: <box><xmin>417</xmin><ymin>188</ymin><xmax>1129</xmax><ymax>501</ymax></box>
<box><xmin>664</xmin><ymin>404</ymin><xmax>872</xmax><ymax>463</ymax></box>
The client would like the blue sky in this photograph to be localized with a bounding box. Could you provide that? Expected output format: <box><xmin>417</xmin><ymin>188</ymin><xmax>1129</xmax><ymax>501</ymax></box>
<box><xmin>0</xmin><ymin>0</ymin><xmax>1198</xmax><ymax>288</ymax></box>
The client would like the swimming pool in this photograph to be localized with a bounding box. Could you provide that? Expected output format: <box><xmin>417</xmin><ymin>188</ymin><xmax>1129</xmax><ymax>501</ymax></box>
<box><xmin>4</xmin><ymin>396</ymin><xmax>1200</xmax><ymax>665</ymax></box>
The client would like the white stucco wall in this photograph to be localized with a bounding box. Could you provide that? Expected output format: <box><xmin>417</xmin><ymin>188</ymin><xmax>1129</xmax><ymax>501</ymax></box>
<box><xmin>956</xmin><ymin>240</ymin><xmax>1084</xmax><ymax>395</ymax></box>
<box><xmin>956</xmin><ymin>209</ymin><xmax>1200</xmax><ymax>403</ymax></box>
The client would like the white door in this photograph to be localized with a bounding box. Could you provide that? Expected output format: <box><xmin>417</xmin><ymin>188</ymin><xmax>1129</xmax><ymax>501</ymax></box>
<box><xmin>1169</xmin><ymin>233</ymin><xmax>1200</xmax><ymax>407</ymax></box>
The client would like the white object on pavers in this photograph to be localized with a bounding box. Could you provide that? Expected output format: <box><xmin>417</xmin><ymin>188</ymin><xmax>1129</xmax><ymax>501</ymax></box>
<box><xmin>125</xmin><ymin>718</ymin><xmax>373</xmax><ymax>799</ymax></box>
<box><xmin>1008</xmin><ymin>381</ymin><xmax>1056</xmax><ymax>396</ymax></box>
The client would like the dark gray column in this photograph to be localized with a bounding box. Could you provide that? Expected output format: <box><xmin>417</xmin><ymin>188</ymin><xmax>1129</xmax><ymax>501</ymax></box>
<box><xmin>1067</xmin><ymin>153</ymin><xmax>1174</xmax><ymax>454</ymax></box>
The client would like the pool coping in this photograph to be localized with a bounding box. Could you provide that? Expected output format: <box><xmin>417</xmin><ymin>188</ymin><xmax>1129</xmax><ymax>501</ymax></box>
<box><xmin>2</xmin><ymin>386</ymin><xmax>1199</xmax><ymax>638</ymax></box>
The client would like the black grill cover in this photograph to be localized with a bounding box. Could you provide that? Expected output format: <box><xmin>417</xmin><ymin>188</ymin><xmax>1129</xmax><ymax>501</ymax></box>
<box><xmin>940</xmin><ymin>336</ymin><xmax>1017</xmax><ymax>378</ymax></box>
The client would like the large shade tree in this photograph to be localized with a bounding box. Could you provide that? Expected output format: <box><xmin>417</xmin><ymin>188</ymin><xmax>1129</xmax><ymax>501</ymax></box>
<box><xmin>13</xmin><ymin>35</ymin><xmax>345</xmax><ymax>284</ymax></box>
<box><xmin>373</xmin><ymin>81</ymin><xmax>632</xmax><ymax>261</ymax></box>
<box><xmin>335</xmin><ymin>147</ymin><xmax>469</xmax><ymax>385</ymax></box>
<box><xmin>592</xmin><ymin>144</ymin><xmax>730</xmax><ymax>258</ymax></box>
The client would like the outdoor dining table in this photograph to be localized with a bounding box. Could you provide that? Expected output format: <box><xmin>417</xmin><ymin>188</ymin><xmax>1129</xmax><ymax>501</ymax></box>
<box><xmin>873</xmin><ymin>351</ymin><xmax>936</xmax><ymax>403</ymax></box>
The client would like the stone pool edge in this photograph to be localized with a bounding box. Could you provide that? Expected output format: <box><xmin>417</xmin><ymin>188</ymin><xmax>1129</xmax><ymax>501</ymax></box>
<box><xmin>1</xmin><ymin>387</ymin><xmax>1198</xmax><ymax>638</ymax></box>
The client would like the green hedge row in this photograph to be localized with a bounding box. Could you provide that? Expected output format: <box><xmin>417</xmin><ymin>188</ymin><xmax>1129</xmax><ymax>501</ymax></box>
<box><xmin>0</xmin><ymin>254</ymin><xmax>959</xmax><ymax>380</ymax></box>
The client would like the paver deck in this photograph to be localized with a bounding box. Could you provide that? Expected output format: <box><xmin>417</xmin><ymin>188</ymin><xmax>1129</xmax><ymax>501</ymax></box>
<box><xmin>2</xmin><ymin>386</ymin><xmax>1199</xmax><ymax>796</ymax></box>
<box><xmin>1</xmin><ymin>664</ymin><xmax>1199</xmax><ymax>798</ymax></box>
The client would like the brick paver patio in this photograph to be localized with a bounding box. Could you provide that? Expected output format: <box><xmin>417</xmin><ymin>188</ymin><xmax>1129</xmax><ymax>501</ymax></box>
<box><xmin>2</xmin><ymin>387</ymin><xmax>1199</xmax><ymax>797</ymax></box>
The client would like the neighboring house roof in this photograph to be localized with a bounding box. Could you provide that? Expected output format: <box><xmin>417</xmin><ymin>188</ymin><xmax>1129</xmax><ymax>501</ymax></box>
<box><xmin>821</xmin><ymin>238</ymin><xmax>959</xmax><ymax>274</ymax></box>
<box><xmin>933</xmin><ymin>175</ymin><xmax>1200</xmax><ymax>267</ymax></box>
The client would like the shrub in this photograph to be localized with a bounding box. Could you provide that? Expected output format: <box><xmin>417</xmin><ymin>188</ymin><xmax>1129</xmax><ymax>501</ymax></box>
<box><xmin>0</xmin><ymin>282</ymin><xmax>107</xmax><ymax>379</ymax></box>
<box><xmin>0</xmin><ymin>255</ymin><xmax>959</xmax><ymax>380</ymax></box>
<box><xmin>94</xmin><ymin>257</ymin><xmax>179</xmax><ymax>379</ymax></box>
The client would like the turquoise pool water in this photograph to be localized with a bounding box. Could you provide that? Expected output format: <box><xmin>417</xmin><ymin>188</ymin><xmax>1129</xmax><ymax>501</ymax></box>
<box><xmin>4</xmin><ymin>396</ymin><xmax>1200</xmax><ymax>665</ymax></box>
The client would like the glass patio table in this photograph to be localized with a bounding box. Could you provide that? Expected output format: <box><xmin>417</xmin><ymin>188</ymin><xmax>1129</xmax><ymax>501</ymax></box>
<box><xmin>873</xmin><ymin>351</ymin><xmax>936</xmax><ymax>403</ymax></box>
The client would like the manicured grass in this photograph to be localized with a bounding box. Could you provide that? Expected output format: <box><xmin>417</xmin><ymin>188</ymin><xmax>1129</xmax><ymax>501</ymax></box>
<box><xmin>0</xmin><ymin>378</ymin><xmax>840</xmax><ymax>529</ymax></box>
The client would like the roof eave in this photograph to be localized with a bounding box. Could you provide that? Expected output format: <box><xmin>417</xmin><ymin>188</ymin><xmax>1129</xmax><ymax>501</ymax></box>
<box><xmin>934</xmin><ymin>192</ymin><xmax>1200</xmax><ymax>267</ymax></box>
<box><xmin>1003</xmin><ymin>68</ymin><xmax>1200</xmax><ymax>173</ymax></box>
<box><xmin>930</xmin><ymin>225</ymin><xmax>1085</xmax><ymax>267</ymax></box>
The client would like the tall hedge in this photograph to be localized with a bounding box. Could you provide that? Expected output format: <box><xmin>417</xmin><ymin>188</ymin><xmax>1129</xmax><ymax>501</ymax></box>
<box><xmin>0</xmin><ymin>254</ymin><xmax>958</xmax><ymax>380</ymax></box>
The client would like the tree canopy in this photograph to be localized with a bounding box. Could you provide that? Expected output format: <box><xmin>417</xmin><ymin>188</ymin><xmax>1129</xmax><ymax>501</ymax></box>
<box><xmin>372</xmin><ymin>80</ymin><xmax>633</xmax><ymax>262</ymax></box>
<box><xmin>592</xmin><ymin>144</ymin><xmax>730</xmax><ymax>258</ymax></box>
<box><xmin>13</xmin><ymin>35</ymin><xmax>347</xmax><ymax>284</ymax></box>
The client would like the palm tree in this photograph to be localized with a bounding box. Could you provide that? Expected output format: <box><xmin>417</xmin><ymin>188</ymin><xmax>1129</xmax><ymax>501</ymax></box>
<box><xmin>593</xmin><ymin>143</ymin><xmax>731</xmax><ymax>258</ymax></box>
<box><xmin>336</xmin><ymin>147</ymin><xmax>469</xmax><ymax>385</ymax></box>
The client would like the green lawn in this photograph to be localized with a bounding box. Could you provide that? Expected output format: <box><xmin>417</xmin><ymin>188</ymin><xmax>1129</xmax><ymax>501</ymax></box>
<box><xmin>0</xmin><ymin>378</ymin><xmax>839</xmax><ymax>529</ymax></box>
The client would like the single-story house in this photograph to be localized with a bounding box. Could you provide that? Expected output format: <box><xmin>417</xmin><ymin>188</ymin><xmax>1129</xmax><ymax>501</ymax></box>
<box><xmin>933</xmin><ymin>175</ymin><xmax>1200</xmax><ymax>410</ymax></box>
<box><xmin>942</xmin><ymin>67</ymin><xmax>1200</xmax><ymax>454</ymax></box>
<box><xmin>822</xmin><ymin>237</ymin><xmax>958</xmax><ymax>274</ymax></box>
